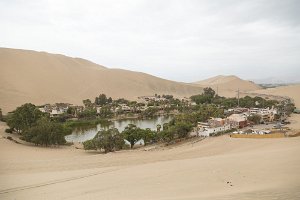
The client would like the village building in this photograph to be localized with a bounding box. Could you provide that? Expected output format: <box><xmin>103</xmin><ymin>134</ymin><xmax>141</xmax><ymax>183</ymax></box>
<box><xmin>197</xmin><ymin>118</ymin><xmax>231</xmax><ymax>137</ymax></box>
<box><xmin>249</xmin><ymin>107</ymin><xmax>278</xmax><ymax>122</ymax></box>
<box><xmin>227</xmin><ymin>114</ymin><xmax>248</xmax><ymax>128</ymax></box>
<box><xmin>38</xmin><ymin>103</ymin><xmax>73</xmax><ymax>117</ymax></box>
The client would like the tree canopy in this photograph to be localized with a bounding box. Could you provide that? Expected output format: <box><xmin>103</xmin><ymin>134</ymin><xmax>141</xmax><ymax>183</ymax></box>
<box><xmin>6</xmin><ymin>103</ymin><xmax>43</xmax><ymax>133</ymax></box>
<box><xmin>121</xmin><ymin>124</ymin><xmax>144</xmax><ymax>148</ymax></box>
<box><xmin>83</xmin><ymin>128</ymin><xmax>124</xmax><ymax>153</ymax></box>
<box><xmin>22</xmin><ymin>118</ymin><xmax>66</xmax><ymax>146</ymax></box>
<box><xmin>95</xmin><ymin>94</ymin><xmax>112</xmax><ymax>106</ymax></box>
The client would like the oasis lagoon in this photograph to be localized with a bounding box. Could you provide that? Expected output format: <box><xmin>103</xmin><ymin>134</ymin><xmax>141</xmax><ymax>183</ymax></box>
<box><xmin>65</xmin><ymin>115</ymin><xmax>173</xmax><ymax>143</ymax></box>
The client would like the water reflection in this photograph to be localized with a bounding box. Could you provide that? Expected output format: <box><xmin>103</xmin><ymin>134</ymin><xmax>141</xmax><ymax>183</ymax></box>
<box><xmin>65</xmin><ymin>115</ymin><xmax>173</xmax><ymax>142</ymax></box>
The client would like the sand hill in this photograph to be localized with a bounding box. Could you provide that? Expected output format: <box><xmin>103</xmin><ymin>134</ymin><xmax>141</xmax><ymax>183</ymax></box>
<box><xmin>194</xmin><ymin>75</ymin><xmax>262</xmax><ymax>97</ymax></box>
<box><xmin>0</xmin><ymin>48</ymin><xmax>202</xmax><ymax>113</ymax></box>
<box><xmin>250</xmin><ymin>84</ymin><xmax>300</xmax><ymax>108</ymax></box>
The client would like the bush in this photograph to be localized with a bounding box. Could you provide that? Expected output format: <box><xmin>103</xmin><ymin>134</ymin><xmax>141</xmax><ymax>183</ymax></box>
<box><xmin>6</xmin><ymin>103</ymin><xmax>43</xmax><ymax>133</ymax></box>
<box><xmin>22</xmin><ymin>118</ymin><xmax>66</xmax><ymax>146</ymax></box>
<box><xmin>83</xmin><ymin>128</ymin><xmax>125</xmax><ymax>153</ymax></box>
<box><xmin>6</xmin><ymin>136</ymin><xmax>13</xmax><ymax>140</ymax></box>
<box><xmin>5</xmin><ymin>128</ymin><xmax>13</xmax><ymax>133</ymax></box>
<box><xmin>83</xmin><ymin>139</ymin><xmax>97</xmax><ymax>150</ymax></box>
<box><xmin>247</xmin><ymin>114</ymin><xmax>261</xmax><ymax>124</ymax></box>
<box><xmin>121</xmin><ymin>124</ymin><xmax>143</xmax><ymax>148</ymax></box>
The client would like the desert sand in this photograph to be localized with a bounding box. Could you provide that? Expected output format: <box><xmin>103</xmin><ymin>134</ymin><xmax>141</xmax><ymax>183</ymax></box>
<box><xmin>0</xmin><ymin>121</ymin><xmax>300</xmax><ymax>200</ymax></box>
<box><xmin>0</xmin><ymin>48</ymin><xmax>203</xmax><ymax>113</ymax></box>
<box><xmin>250</xmin><ymin>84</ymin><xmax>300</xmax><ymax>108</ymax></box>
<box><xmin>1</xmin><ymin>48</ymin><xmax>300</xmax><ymax>199</ymax></box>
<box><xmin>194</xmin><ymin>75</ymin><xmax>262</xmax><ymax>97</ymax></box>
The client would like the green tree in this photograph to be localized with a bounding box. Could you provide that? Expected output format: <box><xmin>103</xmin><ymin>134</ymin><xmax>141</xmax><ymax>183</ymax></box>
<box><xmin>22</xmin><ymin>118</ymin><xmax>66</xmax><ymax>146</ymax></box>
<box><xmin>98</xmin><ymin>105</ymin><xmax>113</xmax><ymax>118</ymax></box>
<box><xmin>78</xmin><ymin>108</ymin><xmax>97</xmax><ymax>119</ymax></box>
<box><xmin>141</xmin><ymin>107</ymin><xmax>159</xmax><ymax>118</ymax></box>
<box><xmin>6</xmin><ymin>103</ymin><xmax>43</xmax><ymax>133</ymax></box>
<box><xmin>163</xmin><ymin>123</ymin><xmax>169</xmax><ymax>131</ymax></box>
<box><xmin>83</xmin><ymin>128</ymin><xmax>124</xmax><ymax>153</ymax></box>
<box><xmin>67</xmin><ymin>107</ymin><xmax>76</xmax><ymax>115</ymax></box>
<box><xmin>141</xmin><ymin>128</ymin><xmax>157</xmax><ymax>145</ymax></box>
<box><xmin>95</xmin><ymin>94</ymin><xmax>108</xmax><ymax>106</ymax></box>
<box><xmin>203</xmin><ymin>87</ymin><xmax>216</xmax><ymax>98</ymax></box>
<box><xmin>156</xmin><ymin>124</ymin><xmax>161</xmax><ymax>132</ymax></box>
<box><xmin>247</xmin><ymin>114</ymin><xmax>261</xmax><ymax>124</ymax></box>
<box><xmin>83</xmin><ymin>99</ymin><xmax>93</xmax><ymax>108</ymax></box>
<box><xmin>122</xmin><ymin>124</ymin><xmax>143</xmax><ymax>148</ymax></box>
<box><xmin>159</xmin><ymin>129</ymin><xmax>175</xmax><ymax>143</ymax></box>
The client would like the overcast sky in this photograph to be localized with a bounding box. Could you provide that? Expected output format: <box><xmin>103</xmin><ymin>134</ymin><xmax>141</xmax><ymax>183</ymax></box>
<box><xmin>1</xmin><ymin>0</ymin><xmax>299</xmax><ymax>82</ymax></box>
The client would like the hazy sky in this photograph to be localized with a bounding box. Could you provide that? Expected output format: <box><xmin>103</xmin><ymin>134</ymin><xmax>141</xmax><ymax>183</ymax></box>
<box><xmin>1</xmin><ymin>0</ymin><xmax>299</xmax><ymax>82</ymax></box>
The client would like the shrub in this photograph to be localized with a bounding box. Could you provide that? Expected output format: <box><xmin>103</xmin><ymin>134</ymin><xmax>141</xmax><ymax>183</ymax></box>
<box><xmin>22</xmin><ymin>118</ymin><xmax>66</xmax><ymax>146</ymax></box>
<box><xmin>84</xmin><ymin>128</ymin><xmax>125</xmax><ymax>153</ymax></box>
<box><xmin>5</xmin><ymin>128</ymin><xmax>13</xmax><ymax>133</ymax></box>
<box><xmin>6</xmin><ymin>136</ymin><xmax>13</xmax><ymax>140</ymax></box>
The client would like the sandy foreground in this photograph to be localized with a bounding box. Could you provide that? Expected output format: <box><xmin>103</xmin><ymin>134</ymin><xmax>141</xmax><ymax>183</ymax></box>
<box><xmin>0</xmin><ymin>122</ymin><xmax>300</xmax><ymax>200</ymax></box>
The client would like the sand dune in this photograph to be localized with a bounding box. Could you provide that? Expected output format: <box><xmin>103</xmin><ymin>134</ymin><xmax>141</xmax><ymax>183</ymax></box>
<box><xmin>250</xmin><ymin>84</ymin><xmax>300</xmax><ymax>108</ymax></box>
<box><xmin>0</xmin><ymin>48</ymin><xmax>202</xmax><ymax>113</ymax></box>
<box><xmin>194</xmin><ymin>75</ymin><xmax>262</xmax><ymax>97</ymax></box>
<box><xmin>0</xmin><ymin>122</ymin><xmax>299</xmax><ymax>200</ymax></box>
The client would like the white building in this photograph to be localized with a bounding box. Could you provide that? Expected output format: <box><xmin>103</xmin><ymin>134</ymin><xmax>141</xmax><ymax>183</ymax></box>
<box><xmin>50</xmin><ymin>109</ymin><xmax>64</xmax><ymax>117</ymax></box>
<box><xmin>197</xmin><ymin>122</ymin><xmax>231</xmax><ymax>137</ymax></box>
<box><xmin>96</xmin><ymin>107</ymin><xmax>101</xmax><ymax>114</ymax></box>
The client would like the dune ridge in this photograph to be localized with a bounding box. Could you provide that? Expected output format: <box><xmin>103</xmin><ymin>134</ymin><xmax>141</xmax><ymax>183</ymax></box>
<box><xmin>0</xmin><ymin>48</ymin><xmax>202</xmax><ymax>113</ymax></box>
<box><xmin>194</xmin><ymin>75</ymin><xmax>262</xmax><ymax>97</ymax></box>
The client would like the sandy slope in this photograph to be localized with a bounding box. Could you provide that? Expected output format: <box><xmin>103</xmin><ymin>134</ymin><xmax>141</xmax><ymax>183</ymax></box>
<box><xmin>0</xmin><ymin>48</ymin><xmax>202</xmax><ymax>113</ymax></box>
<box><xmin>0</xmin><ymin>122</ymin><xmax>299</xmax><ymax>200</ymax></box>
<box><xmin>250</xmin><ymin>84</ymin><xmax>300</xmax><ymax>108</ymax></box>
<box><xmin>193</xmin><ymin>75</ymin><xmax>261</xmax><ymax>97</ymax></box>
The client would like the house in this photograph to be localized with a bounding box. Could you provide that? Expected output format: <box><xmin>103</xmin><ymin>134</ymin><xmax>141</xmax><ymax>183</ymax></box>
<box><xmin>50</xmin><ymin>109</ymin><xmax>64</xmax><ymax>117</ymax></box>
<box><xmin>208</xmin><ymin>118</ymin><xmax>227</xmax><ymax>127</ymax></box>
<box><xmin>250</xmin><ymin>108</ymin><xmax>260</xmax><ymax>114</ymax></box>
<box><xmin>258</xmin><ymin>107</ymin><xmax>277</xmax><ymax>122</ymax></box>
<box><xmin>118</xmin><ymin>104</ymin><xmax>132</xmax><ymax>112</ymax></box>
<box><xmin>38</xmin><ymin>107</ymin><xmax>46</xmax><ymax>113</ymax></box>
<box><xmin>197</xmin><ymin>119</ymin><xmax>231</xmax><ymax>137</ymax></box>
<box><xmin>227</xmin><ymin>114</ymin><xmax>248</xmax><ymax>128</ymax></box>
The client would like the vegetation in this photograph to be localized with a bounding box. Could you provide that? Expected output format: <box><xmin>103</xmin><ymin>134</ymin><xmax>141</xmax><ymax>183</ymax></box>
<box><xmin>191</xmin><ymin>87</ymin><xmax>279</xmax><ymax>109</ymax></box>
<box><xmin>83</xmin><ymin>99</ymin><xmax>93</xmax><ymax>108</ymax></box>
<box><xmin>22</xmin><ymin>118</ymin><xmax>66</xmax><ymax>146</ymax></box>
<box><xmin>77</xmin><ymin>108</ymin><xmax>97</xmax><ymax>119</ymax></box>
<box><xmin>190</xmin><ymin>87</ymin><xmax>216</xmax><ymax>104</ymax></box>
<box><xmin>159</xmin><ymin>122</ymin><xmax>193</xmax><ymax>142</ymax></box>
<box><xmin>0</xmin><ymin>108</ymin><xmax>3</xmax><ymax>121</ymax></box>
<box><xmin>83</xmin><ymin>128</ymin><xmax>125</xmax><ymax>153</ymax></box>
<box><xmin>5</xmin><ymin>128</ymin><xmax>13</xmax><ymax>133</ymax></box>
<box><xmin>97</xmin><ymin>105</ymin><xmax>113</xmax><ymax>118</ymax></box>
<box><xmin>95</xmin><ymin>94</ymin><xmax>112</xmax><ymax>106</ymax></box>
<box><xmin>4</xmin><ymin>89</ymin><xmax>289</xmax><ymax>149</ymax></box>
<box><xmin>121</xmin><ymin>124</ymin><xmax>144</xmax><ymax>148</ymax></box>
<box><xmin>247</xmin><ymin>114</ymin><xmax>261</xmax><ymax>124</ymax></box>
<box><xmin>6</xmin><ymin>103</ymin><xmax>44</xmax><ymax>133</ymax></box>
<box><xmin>141</xmin><ymin>107</ymin><xmax>159</xmax><ymax>118</ymax></box>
